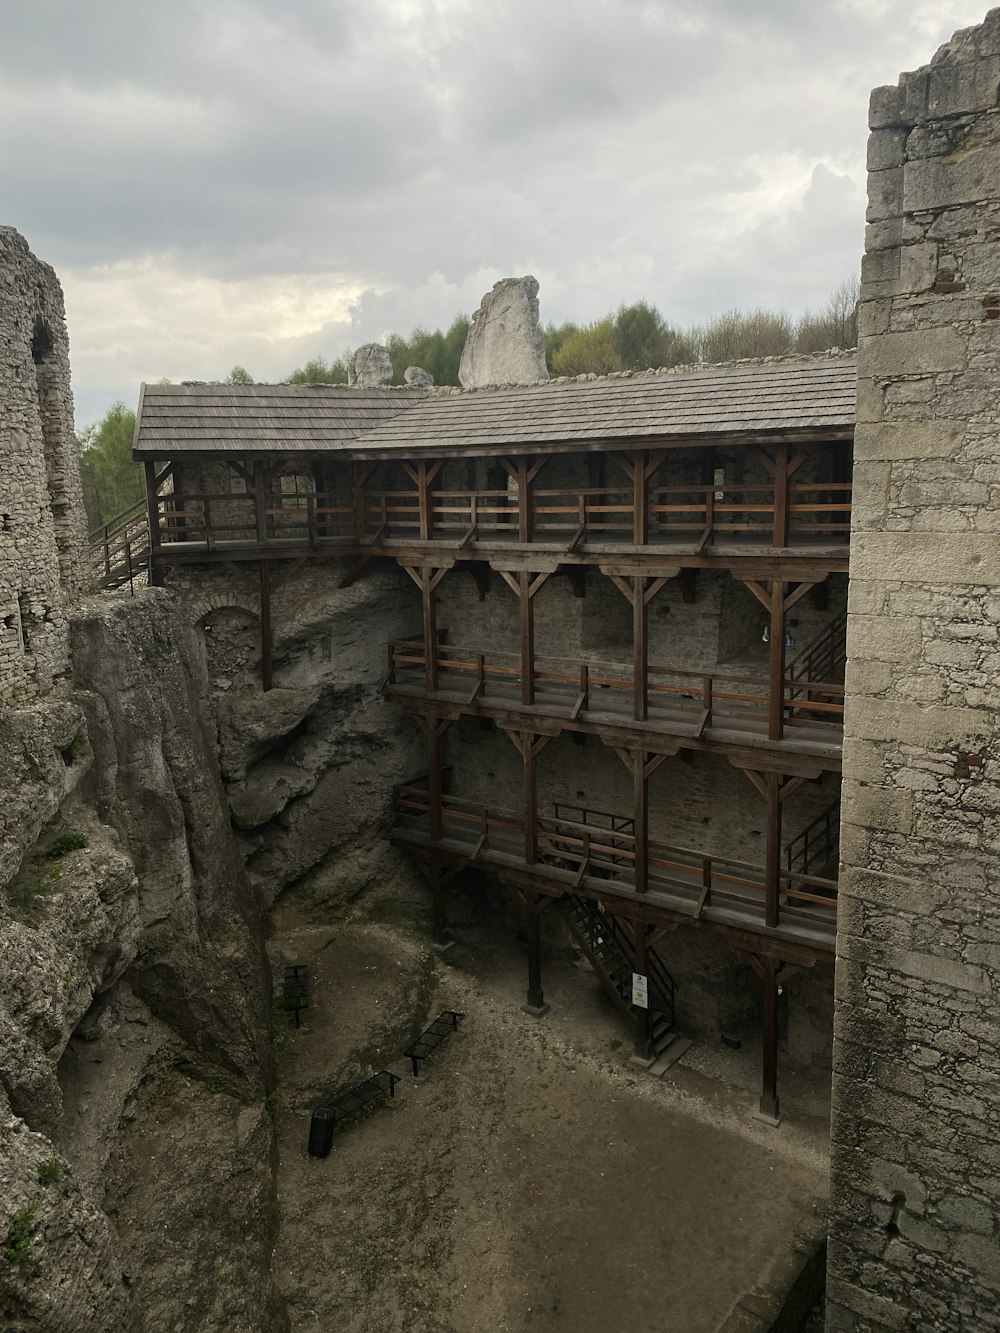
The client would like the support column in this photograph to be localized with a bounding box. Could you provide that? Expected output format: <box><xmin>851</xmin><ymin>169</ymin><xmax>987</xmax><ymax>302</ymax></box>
<box><xmin>612</xmin><ymin>747</ymin><xmax>670</xmax><ymax>893</ymax></box>
<box><xmin>426</xmin><ymin>715</ymin><xmax>453</xmax><ymax>842</ymax></box>
<box><xmin>143</xmin><ymin>460</ymin><xmax>165</xmax><ymax>586</ymax></box>
<box><xmin>496</xmin><ymin>567</ymin><xmax>552</xmax><ymax>707</ymax></box>
<box><xmin>259</xmin><ymin>560</ymin><xmax>273</xmax><ymax>691</ymax></box>
<box><xmin>501</xmin><ymin>456</ymin><xmax>547</xmax><ymax>545</ymax></box>
<box><xmin>754</xmin><ymin>955</ymin><xmax>782</xmax><ymax>1123</ymax></box>
<box><xmin>604</xmin><ymin>569</ymin><xmax>675</xmax><ymax>721</ymax></box>
<box><xmin>765</xmin><ymin>771</ymin><xmax>781</xmax><ymax>929</ymax></box>
<box><xmin>768</xmin><ymin>580</ymin><xmax>786</xmax><ymax>741</ymax></box>
<box><xmin>523</xmin><ymin>891</ymin><xmax>549</xmax><ymax>1015</ymax></box>
<box><xmin>504</xmin><ymin>729</ymin><xmax>553</xmax><ymax>865</ymax></box>
<box><xmin>404</xmin><ymin>460</ymin><xmax>444</xmax><ymax>542</ymax></box>
<box><xmin>401</xmin><ymin>564</ymin><xmax>450</xmax><ymax>693</ymax></box>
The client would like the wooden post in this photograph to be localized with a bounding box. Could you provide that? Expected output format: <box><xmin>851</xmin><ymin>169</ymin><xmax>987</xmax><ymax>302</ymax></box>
<box><xmin>259</xmin><ymin>560</ymin><xmax>273</xmax><ymax>691</ymax></box>
<box><xmin>523</xmin><ymin>728</ymin><xmax>537</xmax><ymax>864</ymax></box>
<box><xmin>760</xmin><ymin>956</ymin><xmax>780</xmax><ymax>1120</ymax></box>
<box><xmin>633</xmin><ymin>750</ymin><xmax>648</xmax><ymax>893</ymax></box>
<box><xmin>633</xmin><ymin>449</ymin><xmax>649</xmax><ymax>547</ymax></box>
<box><xmin>143</xmin><ymin>460</ymin><xmax>163</xmax><ymax>586</ymax></box>
<box><xmin>772</xmin><ymin>443</ymin><xmax>790</xmax><ymax>547</ymax></box>
<box><xmin>431</xmin><ymin>864</ymin><xmax>447</xmax><ymax>947</ymax></box>
<box><xmin>765</xmin><ymin>771</ymin><xmax>781</xmax><ymax>928</ymax></box>
<box><xmin>524</xmin><ymin>892</ymin><xmax>548</xmax><ymax>1015</ymax></box>
<box><xmin>253</xmin><ymin>461</ymin><xmax>268</xmax><ymax>543</ymax></box>
<box><xmin>768</xmin><ymin>579</ymin><xmax>786</xmax><ymax>741</ymax></box>
<box><xmin>633</xmin><ymin>922</ymin><xmax>653</xmax><ymax>1060</ymax></box>
<box><xmin>423</xmin><ymin>570</ymin><xmax>439</xmax><ymax>692</ymax></box>
<box><xmin>520</xmin><ymin>573</ymin><xmax>535</xmax><ymax>706</ymax></box>
<box><xmin>428</xmin><ymin>715</ymin><xmax>444</xmax><ymax>841</ymax></box>
<box><xmin>633</xmin><ymin>577</ymin><xmax>648</xmax><ymax>721</ymax></box>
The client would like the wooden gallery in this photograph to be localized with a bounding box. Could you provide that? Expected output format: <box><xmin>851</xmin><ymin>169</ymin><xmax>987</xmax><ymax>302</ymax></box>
<box><xmin>117</xmin><ymin>353</ymin><xmax>856</xmax><ymax>1121</ymax></box>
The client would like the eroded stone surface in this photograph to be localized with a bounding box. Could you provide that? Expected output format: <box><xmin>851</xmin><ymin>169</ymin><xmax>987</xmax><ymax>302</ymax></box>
<box><xmin>458</xmin><ymin>276</ymin><xmax>549</xmax><ymax>388</ymax></box>
<box><xmin>829</xmin><ymin>12</ymin><xmax>1000</xmax><ymax>1330</ymax></box>
<box><xmin>347</xmin><ymin>342</ymin><xmax>392</xmax><ymax>386</ymax></box>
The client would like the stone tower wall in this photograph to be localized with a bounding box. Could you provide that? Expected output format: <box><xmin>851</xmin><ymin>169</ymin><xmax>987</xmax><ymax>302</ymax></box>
<box><xmin>0</xmin><ymin>228</ymin><xmax>85</xmax><ymax>705</ymax></box>
<box><xmin>829</xmin><ymin>13</ymin><xmax>1000</xmax><ymax>1329</ymax></box>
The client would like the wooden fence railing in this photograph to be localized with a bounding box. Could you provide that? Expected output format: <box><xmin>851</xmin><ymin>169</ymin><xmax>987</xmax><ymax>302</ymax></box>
<box><xmin>391</xmin><ymin>786</ymin><xmax>838</xmax><ymax>937</ymax></box>
<box><xmin>384</xmin><ymin>639</ymin><xmax>845</xmax><ymax>730</ymax></box>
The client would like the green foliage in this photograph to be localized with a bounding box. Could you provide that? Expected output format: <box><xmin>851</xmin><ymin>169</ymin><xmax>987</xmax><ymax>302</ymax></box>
<box><xmin>203</xmin><ymin>1078</ymin><xmax>224</xmax><ymax>1095</ymax></box>
<box><xmin>543</xmin><ymin>321</ymin><xmax>579</xmax><ymax>366</ymax></box>
<box><xmin>693</xmin><ymin>308</ymin><xmax>795</xmax><ymax>363</ymax></box>
<box><xmin>47</xmin><ymin>833</ymin><xmax>87</xmax><ymax>859</ymax></box>
<box><xmin>613</xmin><ymin>301</ymin><xmax>697</xmax><ymax>371</ymax></box>
<box><xmin>285</xmin><ymin>354</ymin><xmax>350</xmax><ymax>385</ymax></box>
<box><xmin>550</xmin><ymin>319</ymin><xmax>622</xmax><ymax>377</ymax></box>
<box><xmin>795</xmin><ymin>277</ymin><xmax>860</xmax><ymax>353</ymax></box>
<box><xmin>225</xmin><ymin>365</ymin><xmax>255</xmax><ymax>384</ymax></box>
<box><xmin>9</xmin><ymin>863</ymin><xmax>62</xmax><ymax>919</ymax></box>
<box><xmin>387</xmin><ymin>314</ymin><xmax>470</xmax><ymax>385</ymax></box>
<box><xmin>79</xmin><ymin>402</ymin><xmax>142</xmax><ymax>533</ymax></box>
<box><xmin>4</xmin><ymin>1198</ymin><xmax>40</xmax><ymax>1264</ymax></box>
<box><xmin>37</xmin><ymin>1161</ymin><xmax>61</xmax><ymax>1185</ymax></box>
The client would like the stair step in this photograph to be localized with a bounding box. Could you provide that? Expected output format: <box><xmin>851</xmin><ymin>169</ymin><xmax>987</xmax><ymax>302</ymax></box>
<box><xmin>647</xmin><ymin>1036</ymin><xmax>693</xmax><ymax>1078</ymax></box>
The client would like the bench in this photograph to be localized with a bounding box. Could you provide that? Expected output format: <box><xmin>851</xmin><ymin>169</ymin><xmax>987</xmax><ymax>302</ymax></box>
<box><xmin>307</xmin><ymin>1070</ymin><xmax>401</xmax><ymax>1158</ymax></box>
<box><xmin>282</xmin><ymin>964</ymin><xmax>309</xmax><ymax>1028</ymax></box>
<box><xmin>403</xmin><ymin>1010</ymin><xmax>464</xmax><ymax>1077</ymax></box>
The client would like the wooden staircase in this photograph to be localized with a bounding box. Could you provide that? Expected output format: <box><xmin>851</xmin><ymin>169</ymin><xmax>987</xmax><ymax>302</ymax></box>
<box><xmin>85</xmin><ymin>500</ymin><xmax>150</xmax><ymax>591</ymax></box>
<box><xmin>559</xmin><ymin>893</ymin><xmax>690</xmax><ymax>1074</ymax></box>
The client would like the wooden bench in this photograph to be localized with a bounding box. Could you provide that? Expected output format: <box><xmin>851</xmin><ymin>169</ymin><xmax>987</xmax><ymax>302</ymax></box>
<box><xmin>403</xmin><ymin>1010</ymin><xmax>464</xmax><ymax>1076</ymax></box>
<box><xmin>307</xmin><ymin>1070</ymin><xmax>401</xmax><ymax>1158</ymax></box>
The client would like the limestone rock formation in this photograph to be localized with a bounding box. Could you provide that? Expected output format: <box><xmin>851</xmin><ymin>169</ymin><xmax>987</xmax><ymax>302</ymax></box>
<box><xmin>458</xmin><ymin>276</ymin><xmax>549</xmax><ymax>388</ymax></box>
<box><xmin>347</xmin><ymin>343</ymin><xmax>392</xmax><ymax>387</ymax></box>
<box><xmin>403</xmin><ymin>365</ymin><xmax>434</xmax><ymax>387</ymax></box>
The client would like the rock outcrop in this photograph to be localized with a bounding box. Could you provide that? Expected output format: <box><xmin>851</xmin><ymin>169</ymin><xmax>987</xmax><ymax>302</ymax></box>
<box><xmin>347</xmin><ymin>343</ymin><xmax>392</xmax><ymax>386</ymax></box>
<box><xmin>403</xmin><ymin>365</ymin><xmax>434</xmax><ymax>386</ymax></box>
<box><xmin>0</xmin><ymin>592</ymin><xmax>285</xmax><ymax>1332</ymax></box>
<box><xmin>458</xmin><ymin>276</ymin><xmax>549</xmax><ymax>388</ymax></box>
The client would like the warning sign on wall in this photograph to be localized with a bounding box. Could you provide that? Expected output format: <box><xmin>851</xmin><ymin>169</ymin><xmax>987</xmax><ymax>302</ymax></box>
<box><xmin>632</xmin><ymin>972</ymin><xmax>648</xmax><ymax>1009</ymax></box>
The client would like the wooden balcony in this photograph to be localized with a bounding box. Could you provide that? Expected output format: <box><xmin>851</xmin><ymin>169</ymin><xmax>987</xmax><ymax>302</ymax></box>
<box><xmin>144</xmin><ymin>476</ymin><xmax>852</xmax><ymax>568</ymax></box>
<box><xmin>391</xmin><ymin>785</ymin><xmax>837</xmax><ymax>957</ymax></box>
<box><xmin>383</xmin><ymin>638</ymin><xmax>845</xmax><ymax>763</ymax></box>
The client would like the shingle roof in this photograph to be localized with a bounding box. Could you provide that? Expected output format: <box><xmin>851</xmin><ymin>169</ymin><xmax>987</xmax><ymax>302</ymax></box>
<box><xmin>132</xmin><ymin>381</ymin><xmax>427</xmax><ymax>456</ymax></box>
<box><xmin>132</xmin><ymin>355</ymin><xmax>856</xmax><ymax>460</ymax></box>
<box><xmin>354</xmin><ymin>356</ymin><xmax>857</xmax><ymax>455</ymax></box>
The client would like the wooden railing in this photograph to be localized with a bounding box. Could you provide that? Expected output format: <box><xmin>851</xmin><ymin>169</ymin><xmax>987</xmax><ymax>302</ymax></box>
<box><xmin>786</xmin><ymin>802</ymin><xmax>841</xmax><ymax>878</ymax></box>
<box><xmin>85</xmin><ymin>499</ymin><xmax>150</xmax><ymax>590</ymax></box>
<box><xmin>392</xmin><ymin>787</ymin><xmax>838</xmax><ymax>937</ymax></box>
<box><xmin>148</xmin><ymin>478</ymin><xmax>852</xmax><ymax>552</ymax></box>
<box><xmin>384</xmin><ymin>639</ymin><xmax>846</xmax><ymax>731</ymax></box>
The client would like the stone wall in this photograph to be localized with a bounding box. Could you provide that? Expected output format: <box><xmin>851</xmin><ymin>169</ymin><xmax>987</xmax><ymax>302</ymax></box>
<box><xmin>0</xmin><ymin>230</ymin><xmax>85</xmax><ymax>706</ymax></box>
<box><xmin>829</xmin><ymin>14</ymin><xmax>1000</xmax><ymax>1329</ymax></box>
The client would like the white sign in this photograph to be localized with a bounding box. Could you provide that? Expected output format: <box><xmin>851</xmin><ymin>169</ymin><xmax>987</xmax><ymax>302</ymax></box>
<box><xmin>632</xmin><ymin>972</ymin><xmax>648</xmax><ymax>1009</ymax></box>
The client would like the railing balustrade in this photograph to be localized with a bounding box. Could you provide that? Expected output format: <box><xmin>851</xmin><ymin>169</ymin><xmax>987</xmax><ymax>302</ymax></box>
<box><xmin>391</xmin><ymin>786</ymin><xmax>837</xmax><ymax>938</ymax></box>
<box><xmin>144</xmin><ymin>477</ymin><xmax>852</xmax><ymax>554</ymax></box>
<box><xmin>384</xmin><ymin>639</ymin><xmax>845</xmax><ymax>730</ymax></box>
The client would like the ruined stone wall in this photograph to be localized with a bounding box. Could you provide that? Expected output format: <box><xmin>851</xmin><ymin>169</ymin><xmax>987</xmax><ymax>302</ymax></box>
<box><xmin>0</xmin><ymin>230</ymin><xmax>86</xmax><ymax>705</ymax></box>
<box><xmin>828</xmin><ymin>15</ymin><xmax>1000</xmax><ymax>1329</ymax></box>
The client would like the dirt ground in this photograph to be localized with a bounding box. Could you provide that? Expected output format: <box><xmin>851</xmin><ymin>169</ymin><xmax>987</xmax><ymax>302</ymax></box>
<box><xmin>268</xmin><ymin>886</ymin><xmax>831</xmax><ymax>1333</ymax></box>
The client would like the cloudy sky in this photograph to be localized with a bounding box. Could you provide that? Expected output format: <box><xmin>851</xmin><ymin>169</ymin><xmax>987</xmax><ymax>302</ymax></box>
<box><xmin>3</xmin><ymin>0</ymin><xmax>990</xmax><ymax>425</ymax></box>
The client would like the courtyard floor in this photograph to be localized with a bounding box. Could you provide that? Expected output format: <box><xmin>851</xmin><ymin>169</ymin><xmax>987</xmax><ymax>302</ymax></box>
<box><xmin>269</xmin><ymin>885</ymin><xmax>831</xmax><ymax>1333</ymax></box>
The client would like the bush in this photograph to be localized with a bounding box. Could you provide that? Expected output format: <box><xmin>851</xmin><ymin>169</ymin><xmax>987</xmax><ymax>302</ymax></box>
<box><xmin>47</xmin><ymin>833</ymin><xmax>88</xmax><ymax>859</ymax></box>
<box><xmin>4</xmin><ymin>1199</ymin><xmax>40</xmax><ymax>1264</ymax></box>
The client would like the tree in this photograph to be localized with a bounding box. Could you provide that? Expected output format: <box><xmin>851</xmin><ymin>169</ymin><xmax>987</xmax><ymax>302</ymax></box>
<box><xmin>693</xmin><ymin>309</ymin><xmax>795</xmax><ymax>363</ymax></box>
<box><xmin>795</xmin><ymin>277</ymin><xmax>860</xmax><ymax>353</ymax></box>
<box><xmin>285</xmin><ymin>354</ymin><xmax>350</xmax><ymax>384</ymax></box>
<box><xmin>225</xmin><ymin>365</ymin><xmax>255</xmax><ymax>384</ymax></box>
<box><xmin>613</xmin><ymin>301</ymin><xmax>696</xmax><ymax>370</ymax></box>
<box><xmin>79</xmin><ymin>402</ymin><xmax>142</xmax><ymax>531</ymax></box>
<box><xmin>387</xmin><ymin>314</ymin><xmax>470</xmax><ymax>385</ymax></box>
<box><xmin>550</xmin><ymin>320</ymin><xmax>622</xmax><ymax>377</ymax></box>
<box><xmin>544</xmin><ymin>321</ymin><xmax>579</xmax><ymax>368</ymax></box>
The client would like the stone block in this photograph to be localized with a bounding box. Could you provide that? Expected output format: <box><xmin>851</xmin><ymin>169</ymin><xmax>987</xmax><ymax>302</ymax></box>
<box><xmin>867</xmin><ymin>166</ymin><xmax>904</xmax><ymax>222</ymax></box>
<box><xmin>869</xmin><ymin>83</ymin><xmax>908</xmax><ymax>130</ymax></box>
<box><xmin>851</xmin><ymin>532</ymin><xmax>1000</xmax><ymax>585</ymax></box>
<box><xmin>905</xmin><ymin>142</ymin><xmax>1000</xmax><ymax>215</ymax></box>
<box><xmin>846</xmin><ymin>612</ymin><xmax>922</xmax><ymax>664</ymax></box>
<box><xmin>840</xmin><ymin>935</ymin><xmax>990</xmax><ymax>995</ymax></box>
<box><xmin>844</xmin><ymin>694</ymin><xmax>990</xmax><ymax>750</ymax></box>
<box><xmin>898</xmin><ymin>241</ymin><xmax>939</xmax><ymax>294</ymax></box>
<box><xmin>927</xmin><ymin>55</ymin><xmax>1000</xmax><ymax>117</ymax></box>
<box><xmin>854</xmin><ymin>376</ymin><xmax>885</xmax><ymax>424</ymax></box>
<box><xmin>841</xmin><ymin>780</ymin><xmax>914</xmax><ymax>835</ymax></box>
<box><xmin>868</xmin><ymin>128</ymin><xmax>908</xmax><ymax>172</ymax></box>
<box><xmin>859</xmin><ymin>327</ymin><xmax>967</xmax><ymax>377</ymax></box>
<box><xmin>853</xmin><ymin>419</ymin><xmax>964</xmax><ymax>462</ymax></box>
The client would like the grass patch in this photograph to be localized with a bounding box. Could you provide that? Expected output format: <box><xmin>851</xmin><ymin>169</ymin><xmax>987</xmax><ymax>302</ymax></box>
<box><xmin>37</xmin><ymin>1161</ymin><xmax>60</xmax><ymax>1185</ymax></box>
<box><xmin>609</xmin><ymin>1039</ymin><xmax>623</xmax><ymax>1052</ymax></box>
<box><xmin>9</xmin><ymin>864</ymin><xmax>62</xmax><ymax>919</ymax></box>
<box><xmin>4</xmin><ymin>1199</ymin><xmax>40</xmax><ymax>1264</ymax></box>
<box><xmin>48</xmin><ymin>832</ymin><xmax>88</xmax><ymax>859</ymax></box>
